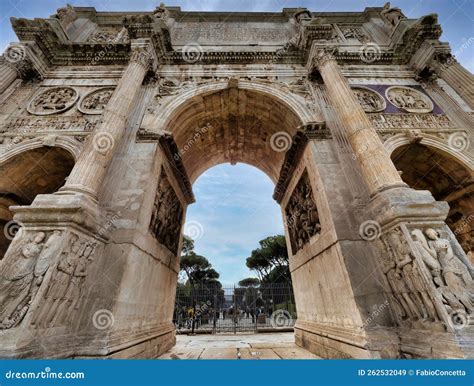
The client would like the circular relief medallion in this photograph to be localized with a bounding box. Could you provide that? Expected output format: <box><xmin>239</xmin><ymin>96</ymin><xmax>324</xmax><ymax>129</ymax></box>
<box><xmin>385</xmin><ymin>86</ymin><xmax>433</xmax><ymax>113</ymax></box>
<box><xmin>352</xmin><ymin>86</ymin><xmax>386</xmax><ymax>113</ymax></box>
<box><xmin>27</xmin><ymin>87</ymin><xmax>79</xmax><ymax>116</ymax></box>
<box><xmin>78</xmin><ymin>87</ymin><xmax>115</xmax><ymax>115</ymax></box>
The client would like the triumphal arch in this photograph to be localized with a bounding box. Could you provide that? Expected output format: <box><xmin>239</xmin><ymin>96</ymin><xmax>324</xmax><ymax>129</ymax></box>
<box><xmin>0</xmin><ymin>3</ymin><xmax>473</xmax><ymax>359</ymax></box>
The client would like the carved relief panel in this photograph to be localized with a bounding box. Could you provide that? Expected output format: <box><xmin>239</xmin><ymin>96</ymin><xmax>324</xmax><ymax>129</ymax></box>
<box><xmin>0</xmin><ymin>229</ymin><xmax>97</xmax><ymax>330</ymax></box>
<box><xmin>0</xmin><ymin>230</ymin><xmax>96</xmax><ymax>329</ymax></box>
<box><xmin>31</xmin><ymin>232</ymin><xmax>98</xmax><ymax>328</ymax></box>
<box><xmin>381</xmin><ymin>224</ymin><xmax>473</xmax><ymax>331</ymax></box>
<box><xmin>0</xmin><ymin>230</ymin><xmax>63</xmax><ymax>329</ymax></box>
<box><xmin>149</xmin><ymin>168</ymin><xmax>184</xmax><ymax>255</ymax></box>
<box><xmin>285</xmin><ymin>171</ymin><xmax>321</xmax><ymax>255</ymax></box>
<box><xmin>385</xmin><ymin>86</ymin><xmax>434</xmax><ymax>113</ymax></box>
<box><xmin>27</xmin><ymin>87</ymin><xmax>79</xmax><ymax>115</ymax></box>
<box><xmin>78</xmin><ymin>88</ymin><xmax>114</xmax><ymax>115</ymax></box>
<box><xmin>352</xmin><ymin>86</ymin><xmax>386</xmax><ymax>113</ymax></box>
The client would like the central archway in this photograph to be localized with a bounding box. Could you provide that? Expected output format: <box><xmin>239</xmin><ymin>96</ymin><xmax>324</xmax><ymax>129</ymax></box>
<box><xmin>157</xmin><ymin>81</ymin><xmax>317</xmax><ymax>183</ymax></box>
<box><xmin>158</xmin><ymin>82</ymin><xmax>311</xmax><ymax>342</ymax></box>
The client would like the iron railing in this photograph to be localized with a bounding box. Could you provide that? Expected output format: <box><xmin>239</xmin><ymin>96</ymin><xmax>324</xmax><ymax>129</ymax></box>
<box><xmin>173</xmin><ymin>283</ymin><xmax>296</xmax><ymax>334</ymax></box>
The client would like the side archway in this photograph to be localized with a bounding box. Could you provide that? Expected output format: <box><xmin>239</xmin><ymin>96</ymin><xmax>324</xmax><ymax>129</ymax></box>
<box><xmin>390</xmin><ymin>141</ymin><xmax>474</xmax><ymax>259</ymax></box>
<box><xmin>0</xmin><ymin>145</ymin><xmax>75</xmax><ymax>257</ymax></box>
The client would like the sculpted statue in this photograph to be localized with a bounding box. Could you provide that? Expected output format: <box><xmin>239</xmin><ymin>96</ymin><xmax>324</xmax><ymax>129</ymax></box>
<box><xmin>381</xmin><ymin>2</ymin><xmax>405</xmax><ymax>27</ymax></box>
<box><xmin>383</xmin><ymin>258</ymin><xmax>421</xmax><ymax>320</ymax></box>
<box><xmin>62</xmin><ymin>242</ymin><xmax>96</xmax><ymax>324</ymax></box>
<box><xmin>153</xmin><ymin>3</ymin><xmax>169</xmax><ymax>20</ymax></box>
<box><xmin>0</xmin><ymin>232</ymin><xmax>47</xmax><ymax>329</ymax></box>
<box><xmin>36</xmin><ymin>234</ymin><xmax>97</xmax><ymax>328</ymax></box>
<box><xmin>388</xmin><ymin>229</ymin><xmax>440</xmax><ymax>321</ymax></box>
<box><xmin>411</xmin><ymin>228</ymin><xmax>473</xmax><ymax>317</ymax></box>
<box><xmin>28</xmin><ymin>230</ymin><xmax>63</xmax><ymax>301</ymax></box>
<box><xmin>56</xmin><ymin>4</ymin><xmax>77</xmax><ymax>27</ymax></box>
<box><xmin>285</xmin><ymin>172</ymin><xmax>321</xmax><ymax>254</ymax></box>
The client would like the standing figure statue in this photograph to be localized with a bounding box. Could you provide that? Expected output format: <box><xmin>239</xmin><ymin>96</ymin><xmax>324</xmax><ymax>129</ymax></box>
<box><xmin>412</xmin><ymin>228</ymin><xmax>473</xmax><ymax>315</ymax></box>
<box><xmin>0</xmin><ymin>232</ymin><xmax>46</xmax><ymax>328</ymax></box>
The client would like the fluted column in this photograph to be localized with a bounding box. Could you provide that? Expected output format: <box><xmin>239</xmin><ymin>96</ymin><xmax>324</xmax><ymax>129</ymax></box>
<box><xmin>0</xmin><ymin>57</ymin><xmax>20</xmax><ymax>95</ymax></box>
<box><xmin>308</xmin><ymin>47</ymin><xmax>405</xmax><ymax>196</ymax></box>
<box><xmin>60</xmin><ymin>41</ymin><xmax>153</xmax><ymax>199</ymax></box>
<box><xmin>437</xmin><ymin>60</ymin><xmax>474</xmax><ymax>109</ymax></box>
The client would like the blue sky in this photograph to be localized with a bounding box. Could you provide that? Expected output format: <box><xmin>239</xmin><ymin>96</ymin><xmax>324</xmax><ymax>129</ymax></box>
<box><xmin>185</xmin><ymin>164</ymin><xmax>283</xmax><ymax>284</ymax></box>
<box><xmin>1</xmin><ymin>0</ymin><xmax>472</xmax><ymax>283</ymax></box>
<box><xmin>1</xmin><ymin>0</ymin><xmax>473</xmax><ymax>71</ymax></box>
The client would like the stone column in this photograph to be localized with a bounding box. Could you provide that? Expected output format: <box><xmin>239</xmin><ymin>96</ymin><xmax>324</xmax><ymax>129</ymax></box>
<box><xmin>308</xmin><ymin>46</ymin><xmax>405</xmax><ymax>196</ymax></box>
<box><xmin>0</xmin><ymin>59</ymin><xmax>18</xmax><ymax>95</ymax></box>
<box><xmin>60</xmin><ymin>40</ymin><xmax>153</xmax><ymax>199</ymax></box>
<box><xmin>437</xmin><ymin>60</ymin><xmax>474</xmax><ymax>109</ymax></box>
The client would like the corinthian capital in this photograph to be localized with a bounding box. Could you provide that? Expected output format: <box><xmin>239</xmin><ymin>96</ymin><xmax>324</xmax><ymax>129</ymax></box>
<box><xmin>1</xmin><ymin>46</ymin><xmax>37</xmax><ymax>80</ymax></box>
<box><xmin>129</xmin><ymin>42</ymin><xmax>153</xmax><ymax>70</ymax></box>
<box><xmin>309</xmin><ymin>46</ymin><xmax>338</xmax><ymax>70</ymax></box>
<box><xmin>306</xmin><ymin>46</ymin><xmax>338</xmax><ymax>77</ymax></box>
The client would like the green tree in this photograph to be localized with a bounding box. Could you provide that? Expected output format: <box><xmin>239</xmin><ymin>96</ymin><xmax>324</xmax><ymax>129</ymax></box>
<box><xmin>181</xmin><ymin>235</ymin><xmax>195</xmax><ymax>256</ymax></box>
<box><xmin>180</xmin><ymin>253</ymin><xmax>219</xmax><ymax>286</ymax></box>
<box><xmin>246</xmin><ymin>235</ymin><xmax>290</xmax><ymax>283</ymax></box>
<box><xmin>238</xmin><ymin>277</ymin><xmax>260</xmax><ymax>287</ymax></box>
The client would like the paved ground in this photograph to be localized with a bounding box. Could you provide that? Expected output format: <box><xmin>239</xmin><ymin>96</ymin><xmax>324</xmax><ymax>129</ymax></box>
<box><xmin>158</xmin><ymin>332</ymin><xmax>320</xmax><ymax>360</ymax></box>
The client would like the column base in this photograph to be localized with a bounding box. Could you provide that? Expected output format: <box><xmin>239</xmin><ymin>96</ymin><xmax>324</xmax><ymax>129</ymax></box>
<box><xmin>0</xmin><ymin>323</ymin><xmax>176</xmax><ymax>359</ymax></box>
<box><xmin>368</xmin><ymin>186</ymin><xmax>449</xmax><ymax>227</ymax></box>
<box><xmin>12</xmin><ymin>191</ymin><xmax>105</xmax><ymax>237</ymax></box>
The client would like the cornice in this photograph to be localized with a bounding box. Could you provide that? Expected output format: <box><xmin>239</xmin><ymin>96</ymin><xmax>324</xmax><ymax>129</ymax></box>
<box><xmin>158</xmin><ymin>134</ymin><xmax>195</xmax><ymax>205</ymax></box>
<box><xmin>5</xmin><ymin>8</ymin><xmax>446</xmax><ymax>70</ymax></box>
<box><xmin>273</xmin><ymin>131</ymin><xmax>309</xmax><ymax>204</ymax></box>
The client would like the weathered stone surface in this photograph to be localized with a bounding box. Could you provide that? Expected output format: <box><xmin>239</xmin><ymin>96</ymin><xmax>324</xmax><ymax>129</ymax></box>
<box><xmin>0</xmin><ymin>3</ymin><xmax>472</xmax><ymax>359</ymax></box>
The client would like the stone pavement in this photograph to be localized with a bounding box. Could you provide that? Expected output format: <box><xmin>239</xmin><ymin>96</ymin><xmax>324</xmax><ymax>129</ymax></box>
<box><xmin>158</xmin><ymin>333</ymin><xmax>320</xmax><ymax>359</ymax></box>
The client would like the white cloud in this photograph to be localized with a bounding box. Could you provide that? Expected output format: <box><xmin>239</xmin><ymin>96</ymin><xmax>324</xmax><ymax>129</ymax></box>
<box><xmin>186</xmin><ymin>163</ymin><xmax>284</xmax><ymax>283</ymax></box>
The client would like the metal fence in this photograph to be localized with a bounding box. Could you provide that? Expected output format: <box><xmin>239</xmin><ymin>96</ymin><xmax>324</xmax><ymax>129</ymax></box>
<box><xmin>173</xmin><ymin>283</ymin><xmax>297</xmax><ymax>334</ymax></box>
